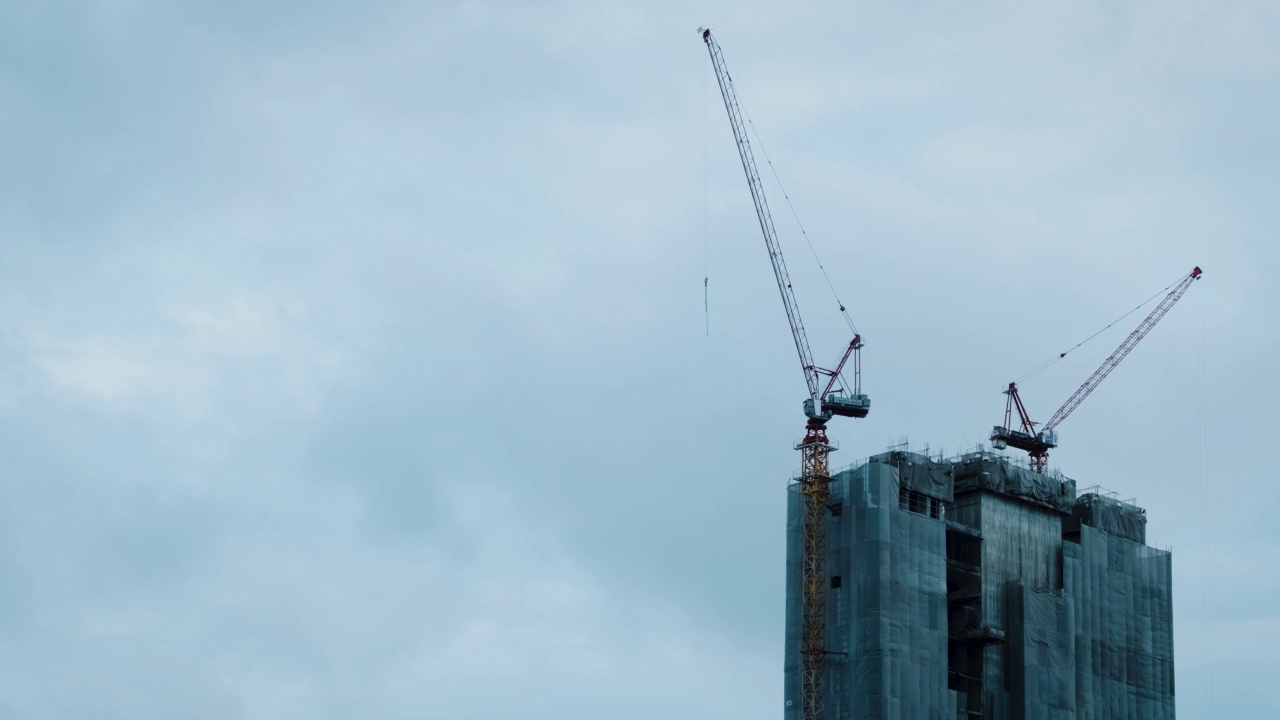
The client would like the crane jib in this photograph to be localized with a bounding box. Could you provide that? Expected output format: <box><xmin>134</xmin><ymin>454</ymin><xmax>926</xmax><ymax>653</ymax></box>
<box><xmin>1042</xmin><ymin>266</ymin><xmax>1202</xmax><ymax>432</ymax></box>
<box><xmin>992</xmin><ymin>266</ymin><xmax>1202</xmax><ymax>474</ymax></box>
<box><xmin>700</xmin><ymin>28</ymin><xmax>869</xmax><ymax>720</ymax></box>
<box><xmin>701</xmin><ymin>28</ymin><xmax>864</xmax><ymax>416</ymax></box>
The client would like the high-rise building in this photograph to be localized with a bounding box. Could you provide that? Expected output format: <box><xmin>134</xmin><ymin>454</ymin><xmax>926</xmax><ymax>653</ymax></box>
<box><xmin>784</xmin><ymin>449</ymin><xmax>1175</xmax><ymax>719</ymax></box>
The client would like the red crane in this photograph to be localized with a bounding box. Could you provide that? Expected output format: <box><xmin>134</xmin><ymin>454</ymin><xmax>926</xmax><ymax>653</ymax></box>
<box><xmin>700</xmin><ymin>27</ymin><xmax>868</xmax><ymax>720</ymax></box>
<box><xmin>991</xmin><ymin>266</ymin><xmax>1203</xmax><ymax>472</ymax></box>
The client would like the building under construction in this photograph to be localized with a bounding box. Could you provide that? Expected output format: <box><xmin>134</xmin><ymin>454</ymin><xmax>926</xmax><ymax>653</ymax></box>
<box><xmin>697</xmin><ymin>27</ymin><xmax>1183</xmax><ymax>720</ymax></box>
<box><xmin>783</xmin><ymin>449</ymin><xmax>1175</xmax><ymax>719</ymax></box>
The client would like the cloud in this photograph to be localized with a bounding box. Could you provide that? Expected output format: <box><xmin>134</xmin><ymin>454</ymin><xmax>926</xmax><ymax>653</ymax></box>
<box><xmin>0</xmin><ymin>1</ymin><xmax>1276</xmax><ymax>718</ymax></box>
<box><xmin>917</xmin><ymin>126</ymin><xmax>1089</xmax><ymax>186</ymax></box>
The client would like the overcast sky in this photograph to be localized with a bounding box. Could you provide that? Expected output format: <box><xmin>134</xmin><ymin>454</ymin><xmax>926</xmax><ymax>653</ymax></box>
<box><xmin>1</xmin><ymin>1</ymin><xmax>1276</xmax><ymax>718</ymax></box>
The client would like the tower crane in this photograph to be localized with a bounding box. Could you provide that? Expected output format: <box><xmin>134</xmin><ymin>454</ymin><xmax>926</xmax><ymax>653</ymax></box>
<box><xmin>991</xmin><ymin>266</ymin><xmax>1203</xmax><ymax>473</ymax></box>
<box><xmin>700</xmin><ymin>28</ymin><xmax>868</xmax><ymax>720</ymax></box>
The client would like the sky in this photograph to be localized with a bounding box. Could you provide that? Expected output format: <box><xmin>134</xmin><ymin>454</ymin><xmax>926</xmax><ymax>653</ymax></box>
<box><xmin>1</xmin><ymin>1</ymin><xmax>1277</xmax><ymax>717</ymax></box>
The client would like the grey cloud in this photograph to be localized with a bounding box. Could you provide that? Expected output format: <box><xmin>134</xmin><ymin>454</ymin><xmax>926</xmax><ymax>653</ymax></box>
<box><xmin>0</xmin><ymin>1</ymin><xmax>1276</xmax><ymax>718</ymax></box>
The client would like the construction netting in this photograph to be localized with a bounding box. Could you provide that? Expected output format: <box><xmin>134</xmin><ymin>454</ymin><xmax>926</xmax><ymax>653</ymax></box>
<box><xmin>784</xmin><ymin>457</ymin><xmax>952</xmax><ymax>720</ymax></box>
<box><xmin>1063</xmin><ymin>525</ymin><xmax>1175</xmax><ymax>719</ymax></box>
<box><xmin>1009</xmin><ymin>585</ymin><xmax>1077</xmax><ymax>719</ymax></box>
<box><xmin>780</xmin><ymin>449</ymin><xmax>1174</xmax><ymax>719</ymax></box>
<box><xmin>1065</xmin><ymin>493</ymin><xmax>1147</xmax><ymax>545</ymax></box>
<box><xmin>953</xmin><ymin>453</ymin><xmax>1076</xmax><ymax>512</ymax></box>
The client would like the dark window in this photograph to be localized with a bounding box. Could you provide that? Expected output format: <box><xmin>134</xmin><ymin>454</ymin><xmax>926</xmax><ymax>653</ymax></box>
<box><xmin>899</xmin><ymin>486</ymin><xmax>941</xmax><ymax>519</ymax></box>
<box><xmin>830</xmin><ymin>575</ymin><xmax>842</xmax><ymax>589</ymax></box>
<box><xmin>829</xmin><ymin>502</ymin><xmax>843</xmax><ymax>517</ymax></box>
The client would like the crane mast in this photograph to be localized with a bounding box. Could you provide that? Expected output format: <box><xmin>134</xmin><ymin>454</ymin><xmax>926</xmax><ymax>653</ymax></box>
<box><xmin>701</xmin><ymin>28</ymin><xmax>867</xmax><ymax>720</ymax></box>
<box><xmin>992</xmin><ymin>266</ymin><xmax>1202</xmax><ymax>472</ymax></box>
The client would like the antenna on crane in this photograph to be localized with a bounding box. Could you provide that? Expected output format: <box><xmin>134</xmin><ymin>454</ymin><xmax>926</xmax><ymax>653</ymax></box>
<box><xmin>700</xmin><ymin>27</ymin><xmax>867</xmax><ymax>720</ymax></box>
<box><xmin>991</xmin><ymin>266</ymin><xmax>1203</xmax><ymax>473</ymax></box>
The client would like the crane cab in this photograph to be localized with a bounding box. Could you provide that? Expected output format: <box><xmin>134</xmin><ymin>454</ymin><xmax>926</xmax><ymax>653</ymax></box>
<box><xmin>804</xmin><ymin>398</ymin><xmax>832</xmax><ymax>421</ymax></box>
<box><xmin>990</xmin><ymin>426</ymin><xmax>1057</xmax><ymax>453</ymax></box>
<box><xmin>823</xmin><ymin>393</ymin><xmax>870</xmax><ymax>419</ymax></box>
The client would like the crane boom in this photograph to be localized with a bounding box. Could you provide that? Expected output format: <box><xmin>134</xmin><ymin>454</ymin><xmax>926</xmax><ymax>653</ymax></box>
<box><xmin>700</xmin><ymin>28</ymin><xmax>867</xmax><ymax>720</ymax></box>
<box><xmin>701</xmin><ymin>28</ymin><xmax>820</xmax><ymax>402</ymax></box>
<box><xmin>1043</xmin><ymin>266</ymin><xmax>1202</xmax><ymax>432</ymax></box>
<box><xmin>991</xmin><ymin>266</ymin><xmax>1202</xmax><ymax>472</ymax></box>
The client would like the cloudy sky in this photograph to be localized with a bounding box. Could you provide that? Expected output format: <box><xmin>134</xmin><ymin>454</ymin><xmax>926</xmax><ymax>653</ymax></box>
<box><xmin>1</xmin><ymin>1</ymin><xmax>1276</xmax><ymax>717</ymax></box>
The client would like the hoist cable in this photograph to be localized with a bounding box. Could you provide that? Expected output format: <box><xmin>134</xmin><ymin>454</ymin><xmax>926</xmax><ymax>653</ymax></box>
<box><xmin>1014</xmin><ymin>271</ymin><xmax>1187</xmax><ymax>385</ymax></box>
<box><xmin>740</xmin><ymin>107</ymin><xmax>858</xmax><ymax>336</ymax></box>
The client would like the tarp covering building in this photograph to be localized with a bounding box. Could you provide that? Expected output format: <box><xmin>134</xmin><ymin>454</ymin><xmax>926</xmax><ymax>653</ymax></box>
<box><xmin>1064</xmin><ymin>492</ymin><xmax>1148</xmax><ymax>545</ymax></box>
<box><xmin>782</xmin><ymin>450</ymin><xmax>1175</xmax><ymax>719</ymax></box>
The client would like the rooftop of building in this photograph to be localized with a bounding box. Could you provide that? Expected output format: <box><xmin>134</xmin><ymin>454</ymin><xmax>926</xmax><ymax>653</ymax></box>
<box><xmin>824</xmin><ymin>440</ymin><xmax>1152</xmax><ymax>545</ymax></box>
